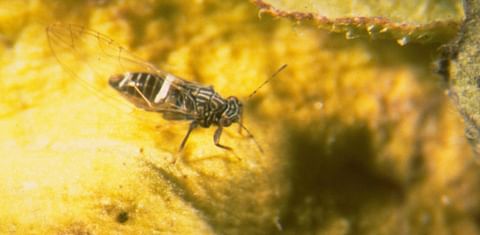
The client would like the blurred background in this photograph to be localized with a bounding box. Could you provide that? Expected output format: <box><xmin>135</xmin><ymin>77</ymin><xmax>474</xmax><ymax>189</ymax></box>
<box><xmin>0</xmin><ymin>0</ymin><xmax>479</xmax><ymax>234</ymax></box>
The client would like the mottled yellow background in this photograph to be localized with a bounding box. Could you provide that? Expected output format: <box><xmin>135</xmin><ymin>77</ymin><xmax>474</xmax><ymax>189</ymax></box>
<box><xmin>0</xmin><ymin>0</ymin><xmax>478</xmax><ymax>234</ymax></box>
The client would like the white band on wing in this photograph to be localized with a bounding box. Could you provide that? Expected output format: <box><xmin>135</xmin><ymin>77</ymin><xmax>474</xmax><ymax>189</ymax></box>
<box><xmin>154</xmin><ymin>74</ymin><xmax>175</xmax><ymax>103</ymax></box>
<box><xmin>119</xmin><ymin>72</ymin><xmax>133</xmax><ymax>88</ymax></box>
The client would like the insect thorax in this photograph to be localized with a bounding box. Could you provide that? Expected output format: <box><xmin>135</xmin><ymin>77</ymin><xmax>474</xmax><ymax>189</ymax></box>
<box><xmin>190</xmin><ymin>87</ymin><xmax>241</xmax><ymax>128</ymax></box>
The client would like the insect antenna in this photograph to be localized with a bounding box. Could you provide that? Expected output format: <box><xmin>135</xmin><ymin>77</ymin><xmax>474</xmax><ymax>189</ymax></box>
<box><xmin>239</xmin><ymin>123</ymin><xmax>264</xmax><ymax>153</ymax></box>
<box><xmin>247</xmin><ymin>64</ymin><xmax>288</xmax><ymax>100</ymax></box>
<box><xmin>240</xmin><ymin>64</ymin><xmax>287</xmax><ymax>153</ymax></box>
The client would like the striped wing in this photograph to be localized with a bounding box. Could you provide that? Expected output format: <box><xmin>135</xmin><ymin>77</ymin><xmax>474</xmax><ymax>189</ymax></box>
<box><xmin>46</xmin><ymin>23</ymin><xmax>198</xmax><ymax>119</ymax></box>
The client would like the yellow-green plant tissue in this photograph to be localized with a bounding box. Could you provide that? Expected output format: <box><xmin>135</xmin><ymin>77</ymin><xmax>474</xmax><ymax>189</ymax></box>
<box><xmin>0</xmin><ymin>0</ymin><xmax>479</xmax><ymax>234</ymax></box>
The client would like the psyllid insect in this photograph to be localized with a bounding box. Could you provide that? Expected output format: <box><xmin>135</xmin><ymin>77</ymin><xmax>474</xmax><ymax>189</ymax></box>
<box><xmin>47</xmin><ymin>23</ymin><xmax>286</xmax><ymax>152</ymax></box>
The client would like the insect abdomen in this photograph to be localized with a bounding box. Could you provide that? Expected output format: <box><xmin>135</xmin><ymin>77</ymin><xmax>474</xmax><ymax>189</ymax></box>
<box><xmin>110</xmin><ymin>72</ymin><xmax>161</xmax><ymax>101</ymax></box>
<box><xmin>109</xmin><ymin>72</ymin><xmax>180</xmax><ymax>111</ymax></box>
<box><xmin>109</xmin><ymin>72</ymin><xmax>198</xmax><ymax>116</ymax></box>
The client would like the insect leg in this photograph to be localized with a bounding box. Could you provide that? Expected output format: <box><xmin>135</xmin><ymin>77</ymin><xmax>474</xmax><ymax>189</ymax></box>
<box><xmin>129</xmin><ymin>82</ymin><xmax>153</xmax><ymax>108</ymax></box>
<box><xmin>214</xmin><ymin>126</ymin><xmax>232</xmax><ymax>151</ymax></box>
<box><xmin>239</xmin><ymin>123</ymin><xmax>264</xmax><ymax>154</ymax></box>
<box><xmin>179</xmin><ymin>121</ymin><xmax>197</xmax><ymax>151</ymax></box>
<box><xmin>238</xmin><ymin>114</ymin><xmax>243</xmax><ymax>135</ymax></box>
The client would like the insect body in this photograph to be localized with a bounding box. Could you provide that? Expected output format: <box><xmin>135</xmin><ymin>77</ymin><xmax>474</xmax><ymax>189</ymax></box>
<box><xmin>46</xmin><ymin>23</ymin><xmax>284</xmax><ymax>152</ymax></box>
<box><xmin>108</xmin><ymin>71</ymin><xmax>242</xmax><ymax>150</ymax></box>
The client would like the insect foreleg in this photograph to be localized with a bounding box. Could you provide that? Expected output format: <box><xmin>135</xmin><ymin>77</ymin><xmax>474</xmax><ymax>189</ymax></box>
<box><xmin>238</xmin><ymin>114</ymin><xmax>243</xmax><ymax>135</ymax></box>
<box><xmin>214</xmin><ymin>126</ymin><xmax>232</xmax><ymax>151</ymax></box>
<box><xmin>238</xmin><ymin>123</ymin><xmax>264</xmax><ymax>154</ymax></box>
<box><xmin>179</xmin><ymin>121</ymin><xmax>197</xmax><ymax>151</ymax></box>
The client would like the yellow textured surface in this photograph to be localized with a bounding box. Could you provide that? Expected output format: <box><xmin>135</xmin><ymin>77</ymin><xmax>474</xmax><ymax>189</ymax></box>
<box><xmin>0</xmin><ymin>0</ymin><xmax>479</xmax><ymax>234</ymax></box>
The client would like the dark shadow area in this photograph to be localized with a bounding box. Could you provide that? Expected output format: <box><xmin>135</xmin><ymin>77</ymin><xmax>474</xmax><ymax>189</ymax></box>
<box><xmin>279</xmin><ymin>117</ymin><xmax>405</xmax><ymax>233</ymax></box>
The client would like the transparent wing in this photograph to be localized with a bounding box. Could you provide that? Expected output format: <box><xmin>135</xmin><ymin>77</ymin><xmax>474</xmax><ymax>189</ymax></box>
<box><xmin>46</xmin><ymin>23</ymin><xmax>196</xmax><ymax>119</ymax></box>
